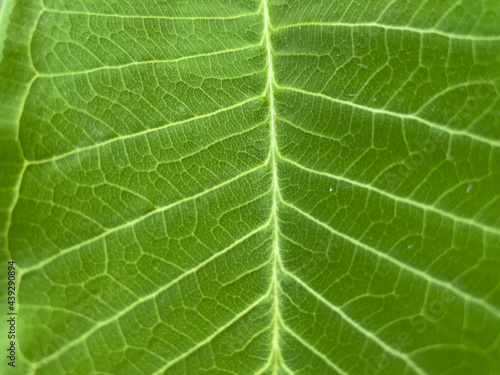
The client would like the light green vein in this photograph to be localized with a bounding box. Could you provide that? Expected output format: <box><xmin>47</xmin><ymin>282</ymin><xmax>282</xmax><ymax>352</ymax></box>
<box><xmin>18</xmin><ymin>195</ymin><xmax>107</xmax><ymax>231</ymax></box>
<box><xmin>280</xmin><ymin>154</ymin><xmax>500</xmax><ymax>236</ymax></box>
<box><xmin>19</xmin><ymin>164</ymin><xmax>267</xmax><ymax>277</ymax></box>
<box><xmin>281</xmin><ymin>362</ymin><xmax>296</xmax><ymax>375</ymax></box>
<box><xmin>280</xmin><ymin>321</ymin><xmax>348</xmax><ymax>375</ymax></box>
<box><xmin>283</xmin><ymin>269</ymin><xmax>427</xmax><ymax>375</ymax></box>
<box><xmin>263</xmin><ymin>0</ymin><xmax>285</xmax><ymax>373</ymax></box>
<box><xmin>26</xmin><ymin>96</ymin><xmax>263</xmax><ymax>165</ymax></box>
<box><xmin>283</xmin><ymin>200</ymin><xmax>500</xmax><ymax>319</ymax></box>
<box><xmin>36</xmin><ymin>43</ymin><xmax>262</xmax><ymax>78</ymax></box>
<box><xmin>2</xmin><ymin>7</ymin><xmax>43</xmax><ymax>258</ymax></box>
<box><xmin>42</xmin><ymin>7</ymin><xmax>260</xmax><ymax>21</ymax></box>
<box><xmin>153</xmin><ymin>292</ymin><xmax>270</xmax><ymax>374</ymax></box>
<box><xmin>28</xmin><ymin>224</ymin><xmax>269</xmax><ymax>370</ymax></box>
<box><xmin>2</xmin><ymin>162</ymin><xmax>25</xmax><ymax>261</ymax></box>
<box><xmin>2</xmin><ymin>39</ymin><xmax>41</xmax><ymax>259</ymax></box>
<box><xmin>274</xmin><ymin>22</ymin><xmax>500</xmax><ymax>41</ymax></box>
<box><xmin>279</xmin><ymin>85</ymin><xmax>500</xmax><ymax>148</ymax></box>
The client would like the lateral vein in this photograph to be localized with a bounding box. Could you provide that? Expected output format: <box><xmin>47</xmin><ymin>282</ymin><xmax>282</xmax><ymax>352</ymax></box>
<box><xmin>19</xmin><ymin>164</ymin><xmax>267</xmax><ymax>277</ymax></box>
<box><xmin>42</xmin><ymin>7</ymin><xmax>259</xmax><ymax>21</ymax></box>
<box><xmin>26</xmin><ymin>96</ymin><xmax>262</xmax><ymax>166</ymax></box>
<box><xmin>37</xmin><ymin>44</ymin><xmax>262</xmax><ymax>78</ymax></box>
<box><xmin>274</xmin><ymin>22</ymin><xmax>500</xmax><ymax>41</ymax></box>
<box><xmin>280</xmin><ymin>85</ymin><xmax>500</xmax><ymax>148</ymax></box>
<box><xmin>29</xmin><ymin>225</ymin><xmax>268</xmax><ymax>370</ymax></box>
<box><xmin>283</xmin><ymin>200</ymin><xmax>500</xmax><ymax>319</ymax></box>
<box><xmin>280</xmin><ymin>323</ymin><xmax>348</xmax><ymax>375</ymax></box>
<box><xmin>285</xmin><ymin>269</ymin><xmax>428</xmax><ymax>375</ymax></box>
<box><xmin>280</xmin><ymin>155</ymin><xmax>500</xmax><ymax>236</ymax></box>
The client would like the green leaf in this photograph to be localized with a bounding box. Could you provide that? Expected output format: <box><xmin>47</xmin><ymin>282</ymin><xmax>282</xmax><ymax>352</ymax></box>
<box><xmin>1</xmin><ymin>0</ymin><xmax>500</xmax><ymax>374</ymax></box>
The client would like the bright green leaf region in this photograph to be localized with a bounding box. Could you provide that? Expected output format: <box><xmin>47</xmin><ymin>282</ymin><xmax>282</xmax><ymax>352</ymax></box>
<box><xmin>1</xmin><ymin>0</ymin><xmax>500</xmax><ymax>374</ymax></box>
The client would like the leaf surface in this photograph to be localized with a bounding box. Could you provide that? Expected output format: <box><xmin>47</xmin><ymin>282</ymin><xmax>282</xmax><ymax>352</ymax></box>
<box><xmin>1</xmin><ymin>0</ymin><xmax>500</xmax><ymax>374</ymax></box>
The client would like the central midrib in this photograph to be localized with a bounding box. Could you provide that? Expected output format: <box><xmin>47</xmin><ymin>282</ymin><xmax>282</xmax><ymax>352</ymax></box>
<box><xmin>262</xmin><ymin>0</ymin><xmax>283</xmax><ymax>372</ymax></box>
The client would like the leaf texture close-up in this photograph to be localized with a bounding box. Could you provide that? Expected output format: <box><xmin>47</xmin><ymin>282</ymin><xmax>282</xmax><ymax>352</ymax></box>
<box><xmin>1</xmin><ymin>0</ymin><xmax>500</xmax><ymax>374</ymax></box>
